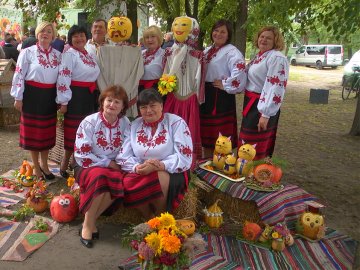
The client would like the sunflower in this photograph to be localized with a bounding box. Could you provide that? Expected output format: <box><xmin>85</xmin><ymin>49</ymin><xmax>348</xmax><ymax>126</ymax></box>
<box><xmin>147</xmin><ymin>217</ymin><xmax>161</xmax><ymax>229</ymax></box>
<box><xmin>145</xmin><ymin>232</ymin><xmax>162</xmax><ymax>254</ymax></box>
<box><xmin>159</xmin><ymin>212</ymin><xmax>176</xmax><ymax>229</ymax></box>
<box><xmin>162</xmin><ymin>234</ymin><xmax>181</xmax><ymax>254</ymax></box>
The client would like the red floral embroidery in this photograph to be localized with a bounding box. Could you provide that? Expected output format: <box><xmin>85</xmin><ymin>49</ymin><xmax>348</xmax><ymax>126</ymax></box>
<box><xmin>236</xmin><ymin>62</ymin><xmax>246</xmax><ymax>70</ymax></box>
<box><xmin>15</xmin><ymin>66</ymin><xmax>22</xmax><ymax>73</ymax></box>
<box><xmin>58</xmin><ymin>84</ymin><xmax>67</xmax><ymax>92</ymax></box>
<box><xmin>80</xmin><ymin>144</ymin><xmax>92</xmax><ymax>153</ymax></box>
<box><xmin>136</xmin><ymin>125</ymin><xmax>168</xmax><ymax>148</ymax></box>
<box><xmin>179</xmin><ymin>145</ymin><xmax>192</xmax><ymax>157</ymax></box>
<box><xmin>97</xmin><ymin>137</ymin><xmax>108</xmax><ymax>147</ymax></box>
<box><xmin>82</xmin><ymin>158</ymin><xmax>93</xmax><ymax>167</ymax></box>
<box><xmin>231</xmin><ymin>80</ymin><xmax>240</xmax><ymax>88</ymax></box>
<box><xmin>273</xmin><ymin>94</ymin><xmax>282</xmax><ymax>104</ymax></box>
<box><xmin>79</xmin><ymin>53</ymin><xmax>96</xmax><ymax>68</ymax></box>
<box><xmin>77</xmin><ymin>132</ymin><xmax>84</xmax><ymax>139</ymax></box>
<box><xmin>60</xmin><ymin>67</ymin><xmax>71</xmax><ymax>77</ymax></box>
<box><xmin>143</xmin><ymin>48</ymin><xmax>159</xmax><ymax>66</ymax></box>
<box><xmin>283</xmin><ymin>80</ymin><xmax>287</xmax><ymax>87</ymax></box>
<box><xmin>260</xmin><ymin>96</ymin><xmax>266</xmax><ymax>103</ymax></box>
<box><xmin>267</xmin><ymin>76</ymin><xmax>281</xmax><ymax>85</ymax></box>
<box><xmin>190</xmin><ymin>50</ymin><xmax>203</xmax><ymax>60</ymax></box>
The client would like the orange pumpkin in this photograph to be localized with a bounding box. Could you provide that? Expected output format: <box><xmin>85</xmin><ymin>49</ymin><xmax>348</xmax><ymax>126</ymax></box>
<box><xmin>176</xmin><ymin>219</ymin><xmax>196</xmax><ymax>236</ymax></box>
<box><xmin>254</xmin><ymin>164</ymin><xmax>282</xmax><ymax>183</ymax></box>
<box><xmin>242</xmin><ymin>221</ymin><xmax>262</xmax><ymax>241</ymax></box>
<box><xmin>19</xmin><ymin>160</ymin><xmax>33</xmax><ymax>177</ymax></box>
<box><xmin>271</xmin><ymin>166</ymin><xmax>283</xmax><ymax>183</ymax></box>
<box><xmin>26</xmin><ymin>197</ymin><xmax>48</xmax><ymax>213</ymax></box>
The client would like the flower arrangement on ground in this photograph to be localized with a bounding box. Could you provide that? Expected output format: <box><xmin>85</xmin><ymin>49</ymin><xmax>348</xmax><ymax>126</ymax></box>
<box><xmin>25</xmin><ymin>180</ymin><xmax>53</xmax><ymax>213</ymax></box>
<box><xmin>158</xmin><ymin>74</ymin><xmax>177</xmax><ymax>96</ymax></box>
<box><xmin>124</xmin><ymin>212</ymin><xmax>206</xmax><ymax>270</ymax></box>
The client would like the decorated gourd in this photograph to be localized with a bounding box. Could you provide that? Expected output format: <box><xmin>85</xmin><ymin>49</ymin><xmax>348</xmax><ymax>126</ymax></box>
<box><xmin>258</xmin><ymin>224</ymin><xmax>273</xmax><ymax>243</ymax></box>
<box><xmin>213</xmin><ymin>133</ymin><xmax>232</xmax><ymax>171</ymax></box>
<box><xmin>176</xmin><ymin>219</ymin><xmax>196</xmax><ymax>236</ymax></box>
<box><xmin>271</xmin><ymin>237</ymin><xmax>286</xmax><ymax>251</ymax></box>
<box><xmin>172</xmin><ymin>16</ymin><xmax>192</xmax><ymax>43</ymax></box>
<box><xmin>203</xmin><ymin>199</ymin><xmax>223</xmax><ymax>228</ymax></box>
<box><xmin>26</xmin><ymin>197</ymin><xmax>48</xmax><ymax>213</ymax></box>
<box><xmin>223</xmin><ymin>154</ymin><xmax>236</xmax><ymax>175</ymax></box>
<box><xmin>242</xmin><ymin>221</ymin><xmax>262</xmax><ymax>241</ymax></box>
<box><xmin>19</xmin><ymin>159</ymin><xmax>33</xmax><ymax>176</ymax></box>
<box><xmin>236</xmin><ymin>142</ymin><xmax>256</xmax><ymax>176</ymax></box>
<box><xmin>296</xmin><ymin>211</ymin><xmax>325</xmax><ymax>240</ymax></box>
<box><xmin>50</xmin><ymin>190</ymin><xmax>78</xmax><ymax>223</ymax></box>
<box><xmin>107</xmin><ymin>16</ymin><xmax>132</xmax><ymax>43</ymax></box>
<box><xmin>254</xmin><ymin>163</ymin><xmax>282</xmax><ymax>184</ymax></box>
<box><xmin>18</xmin><ymin>160</ymin><xmax>36</xmax><ymax>187</ymax></box>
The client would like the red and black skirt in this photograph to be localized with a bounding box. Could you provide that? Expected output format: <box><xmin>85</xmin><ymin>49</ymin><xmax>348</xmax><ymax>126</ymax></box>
<box><xmin>200</xmin><ymin>82</ymin><xmax>238</xmax><ymax>149</ymax></box>
<box><xmin>20</xmin><ymin>81</ymin><xmax>57</xmax><ymax>151</ymax></box>
<box><xmin>238</xmin><ymin>90</ymin><xmax>280</xmax><ymax>160</ymax></box>
<box><xmin>122</xmin><ymin>170</ymin><xmax>189</xmax><ymax>212</ymax></box>
<box><xmin>63</xmin><ymin>84</ymin><xmax>97</xmax><ymax>151</ymax></box>
<box><xmin>75</xmin><ymin>166</ymin><xmax>125</xmax><ymax>215</ymax></box>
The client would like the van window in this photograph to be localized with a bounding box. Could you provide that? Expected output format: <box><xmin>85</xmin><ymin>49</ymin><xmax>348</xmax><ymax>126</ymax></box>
<box><xmin>306</xmin><ymin>46</ymin><xmax>325</xmax><ymax>55</ymax></box>
<box><xmin>328</xmin><ymin>46</ymin><xmax>342</xmax><ymax>54</ymax></box>
<box><xmin>297</xmin><ymin>46</ymin><xmax>305</xmax><ymax>54</ymax></box>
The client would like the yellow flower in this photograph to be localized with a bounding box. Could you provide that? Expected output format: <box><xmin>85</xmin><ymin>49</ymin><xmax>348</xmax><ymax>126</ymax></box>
<box><xmin>67</xmin><ymin>176</ymin><xmax>75</xmax><ymax>187</ymax></box>
<box><xmin>147</xmin><ymin>217</ymin><xmax>161</xmax><ymax>229</ymax></box>
<box><xmin>158</xmin><ymin>74</ymin><xmax>177</xmax><ymax>96</ymax></box>
<box><xmin>158</xmin><ymin>212</ymin><xmax>176</xmax><ymax>229</ymax></box>
<box><xmin>272</xmin><ymin>232</ymin><xmax>280</xmax><ymax>239</ymax></box>
<box><xmin>162</xmin><ymin>234</ymin><xmax>181</xmax><ymax>254</ymax></box>
<box><xmin>145</xmin><ymin>232</ymin><xmax>162</xmax><ymax>254</ymax></box>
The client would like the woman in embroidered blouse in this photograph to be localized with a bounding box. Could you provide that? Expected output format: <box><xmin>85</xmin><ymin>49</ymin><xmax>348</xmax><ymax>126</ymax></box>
<box><xmin>57</xmin><ymin>25</ymin><xmax>100</xmax><ymax>178</ymax></box>
<box><xmin>74</xmin><ymin>85</ymin><xmax>130</xmax><ymax>248</ymax></box>
<box><xmin>116</xmin><ymin>88</ymin><xmax>193</xmax><ymax>219</ymax></box>
<box><xmin>239</xmin><ymin>26</ymin><xmax>289</xmax><ymax>160</ymax></box>
<box><xmin>138</xmin><ymin>25</ymin><xmax>165</xmax><ymax>95</ymax></box>
<box><xmin>10</xmin><ymin>22</ymin><xmax>61</xmax><ymax>180</ymax></box>
<box><xmin>200</xmin><ymin>19</ymin><xmax>246</xmax><ymax>158</ymax></box>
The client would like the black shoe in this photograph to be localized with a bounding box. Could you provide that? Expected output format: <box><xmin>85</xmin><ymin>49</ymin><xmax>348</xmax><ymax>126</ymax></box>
<box><xmin>39</xmin><ymin>167</ymin><xmax>55</xmax><ymax>180</ymax></box>
<box><xmin>79</xmin><ymin>227</ymin><xmax>99</xmax><ymax>240</ymax></box>
<box><xmin>60</xmin><ymin>170</ymin><xmax>69</xmax><ymax>179</ymax></box>
<box><xmin>80</xmin><ymin>236</ymin><xmax>93</xmax><ymax>248</ymax></box>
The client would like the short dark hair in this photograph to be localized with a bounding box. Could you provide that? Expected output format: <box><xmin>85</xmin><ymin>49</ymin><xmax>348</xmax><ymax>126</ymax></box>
<box><xmin>99</xmin><ymin>85</ymin><xmax>129</xmax><ymax>117</ymax></box>
<box><xmin>92</xmin><ymin>19</ymin><xmax>107</xmax><ymax>27</ymax></box>
<box><xmin>5</xmin><ymin>34</ymin><xmax>13</xmax><ymax>43</ymax></box>
<box><xmin>67</xmin><ymin>25</ymin><xmax>89</xmax><ymax>46</ymax></box>
<box><xmin>210</xmin><ymin>19</ymin><xmax>232</xmax><ymax>45</ymax></box>
<box><xmin>29</xmin><ymin>27</ymin><xmax>36</xmax><ymax>35</ymax></box>
<box><xmin>137</xmin><ymin>88</ymin><xmax>163</xmax><ymax>108</ymax></box>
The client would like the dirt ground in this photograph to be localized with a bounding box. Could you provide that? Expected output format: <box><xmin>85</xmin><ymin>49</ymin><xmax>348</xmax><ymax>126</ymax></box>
<box><xmin>0</xmin><ymin>65</ymin><xmax>359</xmax><ymax>269</ymax></box>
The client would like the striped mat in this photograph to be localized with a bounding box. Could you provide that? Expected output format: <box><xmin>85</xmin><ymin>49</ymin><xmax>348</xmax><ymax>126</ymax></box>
<box><xmin>120</xmin><ymin>229</ymin><xmax>358</xmax><ymax>270</ymax></box>
<box><xmin>194</xmin><ymin>166</ymin><xmax>317</xmax><ymax>226</ymax></box>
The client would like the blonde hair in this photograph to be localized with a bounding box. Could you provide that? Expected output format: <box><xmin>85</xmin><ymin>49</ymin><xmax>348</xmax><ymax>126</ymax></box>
<box><xmin>142</xmin><ymin>25</ymin><xmax>163</xmax><ymax>47</ymax></box>
<box><xmin>35</xmin><ymin>22</ymin><xmax>57</xmax><ymax>41</ymax></box>
<box><xmin>254</xmin><ymin>26</ymin><xmax>285</xmax><ymax>51</ymax></box>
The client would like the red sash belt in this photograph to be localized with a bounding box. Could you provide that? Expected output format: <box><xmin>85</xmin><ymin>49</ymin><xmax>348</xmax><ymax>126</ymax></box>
<box><xmin>71</xmin><ymin>80</ymin><xmax>97</xmax><ymax>93</ymax></box>
<box><xmin>25</xmin><ymin>80</ymin><xmax>56</xmax><ymax>89</ymax></box>
<box><xmin>139</xmin><ymin>79</ymin><xmax>159</xmax><ymax>89</ymax></box>
<box><xmin>243</xmin><ymin>90</ymin><xmax>261</xmax><ymax>117</ymax></box>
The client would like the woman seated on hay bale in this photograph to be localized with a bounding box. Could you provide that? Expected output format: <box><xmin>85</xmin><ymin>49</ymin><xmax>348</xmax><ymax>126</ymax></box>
<box><xmin>73</xmin><ymin>85</ymin><xmax>133</xmax><ymax>248</ymax></box>
<box><xmin>116</xmin><ymin>88</ymin><xmax>193</xmax><ymax>219</ymax></box>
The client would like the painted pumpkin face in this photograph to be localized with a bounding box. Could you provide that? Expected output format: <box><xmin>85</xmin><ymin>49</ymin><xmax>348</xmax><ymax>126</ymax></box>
<box><xmin>50</xmin><ymin>193</ymin><xmax>78</xmax><ymax>223</ymax></box>
<box><xmin>172</xmin><ymin>17</ymin><xmax>192</xmax><ymax>43</ymax></box>
<box><xmin>237</xmin><ymin>143</ymin><xmax>256</xmax><ymax>161</ymax></box>
<box><xmin>107</xmin><ymin>16</ymin><xmax>132</xmax><ymax>42</ymax></box>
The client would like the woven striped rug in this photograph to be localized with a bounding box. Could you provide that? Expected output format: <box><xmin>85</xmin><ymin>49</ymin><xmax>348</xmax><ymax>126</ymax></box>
<box><xmin>119</xmin><ymin>229</ymin><xmax>358</xmax><ymax>270</ymax></box>
<box><xmin>194</xmin><ymin>166</ymin><xmax>317</xmax><ymax>226</ymax></box>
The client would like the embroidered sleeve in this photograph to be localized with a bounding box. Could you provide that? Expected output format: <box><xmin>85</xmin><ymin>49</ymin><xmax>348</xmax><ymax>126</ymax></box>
<box><xmin>74</xmin><ymin>119</ymin><xmax>111</xmax><ymax>168</ymax></box>
<box><xmin>222</xmin><ymin>48</ymin><xmax>247</xmax><ymax>94</ymax></box>
<box><xmin>10</xmin><ymin>49</ymin><xmax>30</xmax><ymax>100</ymax></box>
<box><xmin>56</xmin><ymin>51</ymin><xmax>74</xmax><ymax>105</ymax></box>
<box><xmin>161</xmin><ymin>119</ymin><xmax>193</xmax><ymax>173</ymax></box>
<box><xmin>115</xmin><ymin>122</ymin><xmax>141</xmax><ymax>172</ymax></box>
<box><xmin>257</xmin><ymin>54</ymin><xmax>289</xmax><ymax>117</ymax></box>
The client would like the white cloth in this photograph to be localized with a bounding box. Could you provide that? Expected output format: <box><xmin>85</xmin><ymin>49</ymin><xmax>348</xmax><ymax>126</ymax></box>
<box><xmin>163</xmin><ymin>45</ymin><xmax>204</xmax><ymax>102</ymax></box>
<box><xmin>116</xmin><ymin>113</ymin><xmax>193</xmax><ymax>174</ymax></box>
<box><xmin>56</xmin><ymin>47</ymin><xmax>100</xmax><ymax>105</ymax></box>
<box><xmin>141</xmin><ymin>47</ymin><xmax>165</xmax><ymax>80</ymax></box>
<box><xmin>246</xmin><ymin>49</ymin><xmax>289</xmax><ymax>118</ymax></box>
<box><xmin>204</xmin><ymin>44</ymin><xmax>246</xmax><ymax>94</ymax></box>
<box><xmin>10</xmin><ymin>45</ymin><xmax>61</xmax><ymax>100</ymax></box>
<box><xmin>84</xmin><ymin>38</ymin><xmax>114</xmax><ymax>60</ymax></box>
<box><xmin>96</xmin><ymin>45</ymin><xmax>144</xmax><ymax>117</ymax></box>
<box><xmin>74</xmin><ymin>112</ymin><xmax>131</xmax><ymax>168</ymax></box>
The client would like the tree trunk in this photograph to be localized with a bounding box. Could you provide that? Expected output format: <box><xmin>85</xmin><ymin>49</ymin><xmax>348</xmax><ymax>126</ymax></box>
<box><xmin>233</xmin><ymin>0</ymin><xmax>248</xmax><ymax>55</ymax></box>
<box><xmin>349</xmin><ymin>96</ymin><xmax>360</xmax><ymax>136</ymax></box>
<box><xmin>127</xmin><ymin>0</ymin><xmax>138</xmax><ymax>44</ymax></box>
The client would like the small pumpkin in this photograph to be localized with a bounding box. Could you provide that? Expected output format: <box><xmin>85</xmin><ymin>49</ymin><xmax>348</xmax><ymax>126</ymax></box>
<box><xmin>50</xmin><ymin>190</ymin><xmax>78</xmax><ymax>223</ymax></box>
<box><xmin>203</xmin><ymin>199</ymin><xmax>223</xmax><ymax>228</ymax></box>
<box><xmin>254</xmin><ymin>163</ymin><xmax>283</xmax><ymax>184</ymax></box>
<box><xmin>26</xmin><ymin>197</ymin><xmax>48</xmax><ymax>213</ymax></box>
<box><xmin>176</xmin><ymin>219</ymin><xmax>196</xmax><ymax>236</ymax></box>
<box><xmin>19</xmin><ymin>159</ymin><xmax>33</xmax><ymax>177</ymax></box>
<box><xmin>242</xmin><ymin>221</ymin><xmax>262</xmax><ymax>241</ymax></box>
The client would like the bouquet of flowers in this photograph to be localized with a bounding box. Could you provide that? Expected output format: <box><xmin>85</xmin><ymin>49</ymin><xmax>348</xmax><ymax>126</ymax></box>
<box><xmin>124</xmin><ymin>212</ymin><xmax>206</xmax><ymax>270</ymax></box>
<box><xmin>158</xmin><ymin>74</ymin><xmax>177</xmax><ymax>96</ymax></box>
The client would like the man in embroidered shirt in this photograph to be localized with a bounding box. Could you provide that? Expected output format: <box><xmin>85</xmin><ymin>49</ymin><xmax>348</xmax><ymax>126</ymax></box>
<box><xmin>85</xmin><ymin>19</ymin><xmax>112</xmax><ymax>57</ymax></box>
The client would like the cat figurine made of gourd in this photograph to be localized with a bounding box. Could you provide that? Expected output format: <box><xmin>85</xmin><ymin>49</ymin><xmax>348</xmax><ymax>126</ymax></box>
<box><xmin>213</xmin><ymin>133</ymin><xmax>232</xmax><ymax>170</ymax></box>
<box><xmin>236</xmin><ymin>141</ymin><xmax>256</xmax><ymax>176</ymax></box>
<box><xmin>223</xmin><ymin>153</ymin><xmax>236</xmax><ymax>175</ymax></box>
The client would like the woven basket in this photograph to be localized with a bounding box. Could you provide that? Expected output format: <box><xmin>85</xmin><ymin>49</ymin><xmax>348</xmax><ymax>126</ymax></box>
<box><xmin>49</xmin><ymin>124</ymin><xmax>64</xmax><ymax>164</ymax></box>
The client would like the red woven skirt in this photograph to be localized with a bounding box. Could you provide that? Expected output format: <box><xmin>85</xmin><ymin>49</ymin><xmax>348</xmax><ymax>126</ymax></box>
<box><xmin>76</xmin><ymin>166</ymin><xmax>125</xmax><ymax>215</ymax></box>
<box><xmin>164</xmin><ymin>93</ymin><xmax>201</xmax><ymax>169</ymax></box>
<box><xmin>200</xmin><ymin>82</ymin><xmax>238</xmax><ymax>149</ymax></box>
<box><xmin>238</xmin><ymin>93</ymin><xmax>280</xmax><ymax>160</ymax></box>
<box><xmin>19</xmin><ymin>82</ymin><xmax>57</xmax><ymax>151</ymax></box>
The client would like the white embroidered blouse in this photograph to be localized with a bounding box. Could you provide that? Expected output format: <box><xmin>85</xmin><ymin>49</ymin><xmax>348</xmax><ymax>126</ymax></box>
<box><xmin>141</xmin><ymin>47</ymin><xmax>166</xmax><ymax>80</ymax></box>
<box><xmin>56</xmin><ymin>47</ymin><xmax>100</xmax><ymax>105</ymax></box>
<box><xmin>10</xmin><ymin>44</ymin><xmax>61</xmax><ymax>100</ymax></box>
<box><xmin>74</xmin><ymin>112</ymin><xmax>131</xmax><ymax>168</ymax></box>
<box><xmin>116</xmin><ymin>113</ymin><xmax>193</xmax><ymax>174</ymax></box>
<box><xmin>204</xmin><ymin>44</ymin><xmax>246</xmax><ymax>94</ymax></box>
<box><xmin>246</xmin><ymin>49</ymin><xmax>289</xmax><ymax>118</ymax></box>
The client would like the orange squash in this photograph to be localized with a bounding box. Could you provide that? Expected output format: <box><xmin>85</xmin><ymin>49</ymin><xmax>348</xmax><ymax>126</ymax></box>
<box><xmin>271</xmin><ymin>166</ymin><xmax>283</xmax><ymax>183</ymax></box>
<box><xmin>254</xmin><ymin>163</ymin><xmax>282</xmax><ymax>183</ymax></box>
<box><xmin>26</xmin><ymin>197</ymin><xmax>48</xmax><ymax>213</ymax></box>
<box><xmin>242</xmin><ymin>221</ymin><xmax>262</xmax><ymax>241</ymax></box>
<box><xmin>176</xmin><ymin>219</ymin><xmax>196</xmax><ymax>236</ymax></box>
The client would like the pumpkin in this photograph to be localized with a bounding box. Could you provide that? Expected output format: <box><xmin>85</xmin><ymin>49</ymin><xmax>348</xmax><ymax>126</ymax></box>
<box><xmin>203</xmin><ymin>199</ymin><xmax>223</xmax><ymax>228</ymax></box>
<box><xmin>242</xmin><ymin>221</ymin><xmax>262</xmax><ymax>241</ymax></box>
<box><xmin>107</xmin><ymin>16</ymin><xmax>132</xmax><ymax>43</ymax></box>
<box><xmin>254</xmin><ymin>163</ymin><xmax>283</xmax><ymax>184</ymax></box>
<box><xmin>176</xmin><ymin>219</ymin><xmax>196</xmax><ymax>236</ymax></box>
<box><xmin>50</xmin><ymin>190</ymin><xmax>78</xmax><ymax>223</ymax></box>
<box><xmin>26</xmin><ymin>197</ymin><xmax>48</xmax><ymax>213</ymax></box>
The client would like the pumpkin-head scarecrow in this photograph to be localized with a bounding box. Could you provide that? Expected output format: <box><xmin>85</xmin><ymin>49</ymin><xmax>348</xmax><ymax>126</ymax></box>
<box><xmin>107</xmin><ymin>16</ymin><xmax>132</xmax><ymax>43</ymax></box>
<box><xmin>171</xmin><ymin>16</ymin><xmax>199</xmax><ymax>48</ymax></box>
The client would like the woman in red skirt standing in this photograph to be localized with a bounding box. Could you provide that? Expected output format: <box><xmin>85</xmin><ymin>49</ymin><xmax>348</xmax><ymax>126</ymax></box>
<box><xmin>11</xmin><ymin>22</ymin><xmax>61</xmax><ymax>180</ymax></box>
<box><xmin>74</xmin><ymin>85</ymin><xmax>130</xmax><ymax>248</ymax></box>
